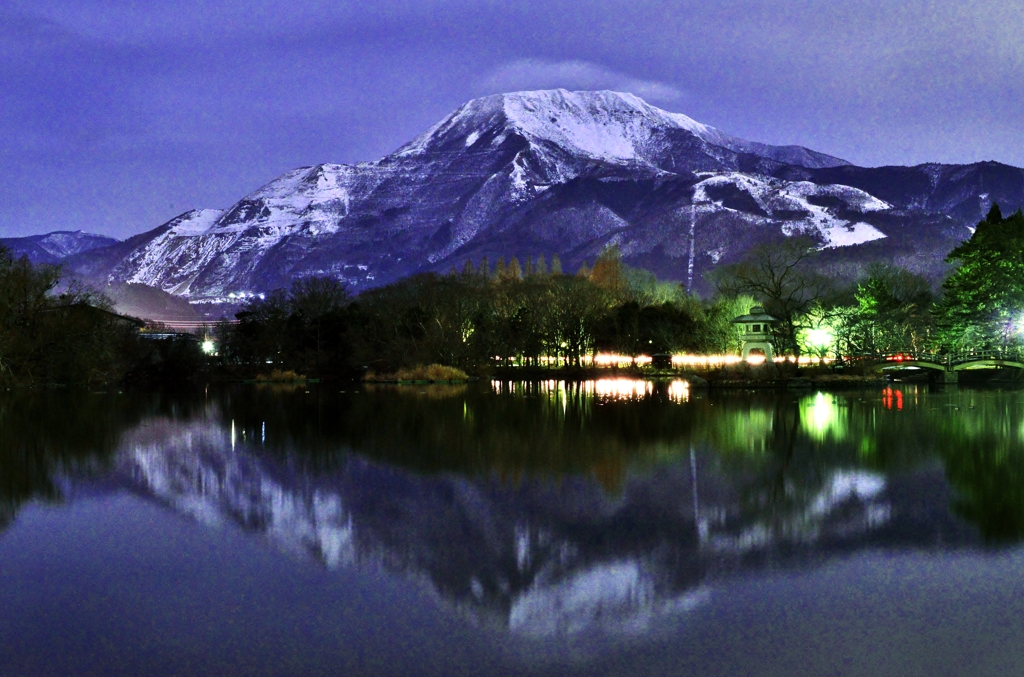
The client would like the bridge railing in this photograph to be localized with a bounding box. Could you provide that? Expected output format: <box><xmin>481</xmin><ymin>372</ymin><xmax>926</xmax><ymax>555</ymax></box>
<box><xmin>836</xmin><ymin>347</ymin><xmax>1024</xmax><ymax>369</ymax></box>
<box><xmin>947</xmin><ymin>347</ymin><xmax>1024</xmax><ymax>366</ymax></box>
<box><xmin>837</xmin><ymin>352</ymin><xmax>950</xmax><ymax>367</ymax></box>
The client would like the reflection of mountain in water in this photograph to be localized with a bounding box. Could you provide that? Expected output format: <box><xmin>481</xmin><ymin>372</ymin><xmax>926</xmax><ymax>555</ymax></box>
<box><xmin>113</xmin><ymin>396</ymin><xmax>978</xmax><ymax>635</ymax></box>
<box><xmin>8</xmin><ymin>384</ymin><xmax>1024</xmax><ymax>634</ymax></box>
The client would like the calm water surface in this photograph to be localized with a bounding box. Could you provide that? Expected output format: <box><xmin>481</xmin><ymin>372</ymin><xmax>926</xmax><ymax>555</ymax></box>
<box><xmin>3</xmin><ymin>380</ymin><xmax>1024</xmax><ymax>676</ymax></box>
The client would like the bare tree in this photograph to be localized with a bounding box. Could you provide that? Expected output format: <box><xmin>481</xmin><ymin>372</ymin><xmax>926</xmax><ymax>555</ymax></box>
<box><xmin>714</xmin><ymin>235</ymin><xmax>827</xmax><ymax>357</ymax></box>
<box><xmin>289</xmin><ymin>277</ymin><xmax>349</xmax><ymax>369</ymax></box>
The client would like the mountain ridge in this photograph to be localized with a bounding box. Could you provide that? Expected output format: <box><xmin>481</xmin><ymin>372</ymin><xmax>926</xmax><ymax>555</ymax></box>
<box><xmin>0</xmin><ymin>230</ymin><xmax>119</xmax><ymax>265</ymax></box>
<box><xmin>32</xmin><ymin>89</ymin><xmax>1024</xmax><ymax>308</ymax></box>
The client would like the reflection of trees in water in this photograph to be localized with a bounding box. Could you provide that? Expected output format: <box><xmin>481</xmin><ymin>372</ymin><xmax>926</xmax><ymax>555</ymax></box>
<box><xmin>213</xmin><ymin>384</ymin><xmax>920</xmax><ymax>510</ymax></box>
<box><xmin>198</xmin><ymin>385</ymin><xmax>1024</xmax><ymax>546</ymax></box>
<box><xmin>8</xmin><ymin>383</ymin><xmax>1024</xmax><ymax>546</ymax></box>
<box><xmin>726</xmin><ymin>386</ymin><xmax>1024</xmax><ymax>545</ymax></box>
<box><xmin>929</xmin><ymin>395</ymin><xmax>1024</xmax><ymax>543</ymax></box>
<box><xmin>216</xmin><ymin>385</ymin><xmax>894</xmax><ymax>544</ymax></box>
<box><xmin>219</xmin><ymin>381</ymin><xmax>714</xmax><ymax>481</ymax></box>
<box><xmin>11</xmin><ymin>382</ymin><xmax>1024</xmax><ymax>634</ymax></box>
<box><xmin>946</xmin><ymin>442</ymin><xmax>1024</xmax><ymax>542</ymax></box>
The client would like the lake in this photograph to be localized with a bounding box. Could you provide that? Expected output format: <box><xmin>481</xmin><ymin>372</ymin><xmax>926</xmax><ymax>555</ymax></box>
<box><xmin>3</xmin><ymin>380</ymin><xmax>1024</xmax><ymax>676</ymax></box>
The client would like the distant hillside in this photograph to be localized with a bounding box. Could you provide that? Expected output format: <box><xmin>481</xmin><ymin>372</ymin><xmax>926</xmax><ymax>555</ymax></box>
<box><xmin>1</xmin><ymin>231</ymin><xmax>119</xmax><ymax>265</ymax></box>
<box><xmin>103</xmin><ymin>283</ymin><xmax>202</xmax><ymax>323</ymax></box>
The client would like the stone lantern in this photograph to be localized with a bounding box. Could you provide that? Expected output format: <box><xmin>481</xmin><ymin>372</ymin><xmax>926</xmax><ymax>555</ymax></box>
<box><xmin>731</xmin><ymin>306</ymin><xmax>779</xmax><ymax>361</ymax></box>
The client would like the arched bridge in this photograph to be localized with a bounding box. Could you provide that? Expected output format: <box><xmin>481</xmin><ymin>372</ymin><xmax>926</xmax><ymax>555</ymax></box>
<box><xmin>846</xmin><ymin>349</ymin><xmax>1024</xmax><ymax>382</ymax></box>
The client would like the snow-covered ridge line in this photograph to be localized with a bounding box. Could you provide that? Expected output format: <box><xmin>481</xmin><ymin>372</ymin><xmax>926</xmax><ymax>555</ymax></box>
<box><xmin>396</xmin><ymin>89</ymin><xmax>849</xmax><ymax>170</ymax></box>
<box><xmin>53</xmin><ymin>88</ymin><xmax>1010</xmax><ymax>305</ymax></box>
<box><xmin>0</xmin><ymin>230</ymin><xmax>120</xmax><ymax>265</ymax></box>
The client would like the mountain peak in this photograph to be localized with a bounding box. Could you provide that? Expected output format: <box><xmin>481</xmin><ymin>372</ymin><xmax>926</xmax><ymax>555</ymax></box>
<box><xmin>54</xmin><ymin>89</ymin><xmax>1023</xmax><ymax>309</ymax></box>
<box><xmin>395</xmin><ymin>89</ymin><xmax>850</xmax><ymax>170</ymax></box>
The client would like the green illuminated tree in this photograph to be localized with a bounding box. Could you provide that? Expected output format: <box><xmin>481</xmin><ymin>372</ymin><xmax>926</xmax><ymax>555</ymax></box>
<box><xmin>935</xmin><ymin>204</ymin><xmax>1024</xmax><ymax>349</ymax></box>
<box><xmin>848</xmin><ymin>263</ymin><xmax>934</xmax><ymax>354</ymax></box>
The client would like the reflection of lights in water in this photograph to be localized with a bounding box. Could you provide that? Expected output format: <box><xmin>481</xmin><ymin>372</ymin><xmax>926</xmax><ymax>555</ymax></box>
<box><xmin>490</xmin><ymin>379</ymin><xmax>692</xmax><ymax>403</ymax></box>
<box><xmin>667</xmin><ymin>380</ymin><xmax>690</xmax><ymax>403</ymax></box>
<box><xmin>591</xmin><ymin>379</ymin><xmax>652</xmax><ymax>400</ymax></box>
<box><xmin>802</xmin><ymin>392</ymin><xmax>846</xmax><ymax>442</ymax></box>
<box><xmin>882</xmin><ymin>388</ymin><xmax>903</xmax><ymax>411</ymax></box>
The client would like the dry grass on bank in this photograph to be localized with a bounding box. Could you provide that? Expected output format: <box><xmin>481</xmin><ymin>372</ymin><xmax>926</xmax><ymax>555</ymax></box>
<box><xmin>363</xmin><ymin>364</ymin><xmax>468</xmax><ymax>383</ymax></box>
<box><xmin>255</xmin><ymin>369</ymin><xmax>307</xmax><ymax>383</ymax></box>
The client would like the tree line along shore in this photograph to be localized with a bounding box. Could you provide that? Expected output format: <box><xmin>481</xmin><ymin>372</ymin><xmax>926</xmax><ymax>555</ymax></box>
<box><xmin>2</xmin><ymin>205</ymin><xmax>1022</xmax><ymax>388</ymax></box>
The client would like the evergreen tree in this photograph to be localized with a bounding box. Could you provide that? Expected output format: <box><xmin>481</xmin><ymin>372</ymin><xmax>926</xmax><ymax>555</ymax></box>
<box><xmin>935</xmin><ymin>204</ymin><xmax>1024</xmax><ymax>348</ymax></box>
<box><xmin>841</xmin><ymin>263</ymin><xmax>933</xmax><ymax>354</ymax></box>
<box><xmin>507</xmin><ymin>257</ymin><xmax>522</xmax><ymax>281</ymax></box>
<box><xmin>551</xmin><ymin>255</ymin><xmax>562</xmax><ymax>275</ymax></box>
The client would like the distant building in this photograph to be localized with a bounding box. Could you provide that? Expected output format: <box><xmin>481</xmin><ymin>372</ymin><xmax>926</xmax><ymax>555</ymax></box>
<box><xmin>731</xmin><ymin>306</ymin><xmax>779</xmax><ymax>361</ymax></box>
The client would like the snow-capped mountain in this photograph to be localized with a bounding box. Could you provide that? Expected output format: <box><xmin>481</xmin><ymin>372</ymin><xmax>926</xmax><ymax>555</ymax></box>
<box><xmin>1</xmin><ymin>230</ymin><xmax>118</xmax><ymax>265</ymax></box>
<box><xmin>59</xmin><ymin>89</ymin><xmax>1024</xmax><ymax>301</ymax></box>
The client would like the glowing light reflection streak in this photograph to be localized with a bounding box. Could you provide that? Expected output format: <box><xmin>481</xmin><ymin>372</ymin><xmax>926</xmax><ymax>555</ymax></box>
<box><xmin>490</xmin><ymin>378</ymin><xmax>690</xmax><ymax>403</ymax></box>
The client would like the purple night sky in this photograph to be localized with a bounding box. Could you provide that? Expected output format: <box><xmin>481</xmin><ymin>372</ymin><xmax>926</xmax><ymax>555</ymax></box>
<box><xmin>2</xmin><ymin>0</ymin><xmax>1022</xmax><ymax>239</ymax></box>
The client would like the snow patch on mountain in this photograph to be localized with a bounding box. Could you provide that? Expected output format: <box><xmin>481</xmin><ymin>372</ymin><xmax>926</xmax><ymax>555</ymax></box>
<box><xmin>167</xmin><ymin>209</ymin><xmax>224</xmax><ymax>236</ymax></box>
<box><xmin>36</xmin><ymin>231</ymin><xmax>114</xmax><ymax>258</ymax></box>
<box><xmin>691</xmin><ymin>173</ymin><xmax>888</xmax><ymax>248</ymax></box>
<box><xmin>504</xmin><ymin>90</ymin><xmax>663</xmax><ymax>163</ymax></box>
<box><xmin>692</xmin><ymin>173</ymin><xmax>772</xmax><ymax>212</ymax></box>
<box><xmin>210</xmin><ymin>164</ymin><xmax>364</xmax><ymax>237</ymax></box>
<box><xmin>118</xmin><ymin>210</ymin><xmax>232</xmax><ymax>295</ymax></box>
<box><xmin>820</xmin><ymin>222</ymin><xmax>887</xmax><ymax>248</ymax></box>
<box><xmin>779</xmin><ymin>181</ymin><xmax>889</xmax><ymax>248</ymax></box>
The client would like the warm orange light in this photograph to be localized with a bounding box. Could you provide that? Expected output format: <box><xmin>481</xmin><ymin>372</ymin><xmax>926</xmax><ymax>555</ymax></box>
<box><xmin>590</xmin><ymin>378</ymin><xmax>653</xmax><ymax>399</ymax></box>
<box><xmin>588</xmin><ymin>353</ymin><xmax>655</xmax><ymax>367</ymax></box>
<box><xmin>671</xmin><ymin>354</ymin><xmax>745</xmax><ymax>367</ymax></box>
<box><xmin>667</xmin><ymin>379</ymin><xmax>690</xmax><ymax>403</ymax></box>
